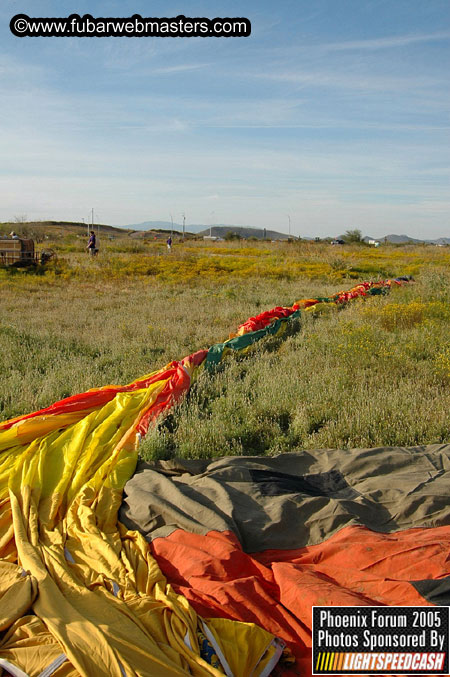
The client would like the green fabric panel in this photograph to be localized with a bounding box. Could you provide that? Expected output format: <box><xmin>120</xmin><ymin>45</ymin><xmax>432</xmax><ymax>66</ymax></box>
<box><xmin>205</xmin><ymin>309</ymin><xmax>301</xmax><ymax>368</ymax></box>
<box><xmin>367</xmin><ymin>286</ymin><xmax>389</xmax><ymax>296</ymax></box>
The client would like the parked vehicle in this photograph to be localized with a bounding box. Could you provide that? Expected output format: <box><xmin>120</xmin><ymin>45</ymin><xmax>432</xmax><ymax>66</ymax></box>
<box><xmin>0</xmin><ymin>236</ymin><xmax>55</xmax><ymax>267</ymax></box>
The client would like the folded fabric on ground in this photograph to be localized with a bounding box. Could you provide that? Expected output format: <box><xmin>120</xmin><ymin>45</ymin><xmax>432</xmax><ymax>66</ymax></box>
<box><xmin>120</xmin><ymin>445</ymin><xmax>450</xmax><ymax>676</ymax></box>
<box><xmin>0</xmin><ymin>278</ymin><xmax>416</xmax><ymax>676</ymax></box>
<box><xmin>0</xmin><ymin>362</ymin><xmax>285</xmax><ymax>677</ymax></box>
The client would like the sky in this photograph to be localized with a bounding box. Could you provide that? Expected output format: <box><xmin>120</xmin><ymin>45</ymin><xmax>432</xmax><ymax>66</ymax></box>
<box><xmin>0</xmin><ymin>0</ymin><xmax>449</xmax><ymax>239</ymax></box>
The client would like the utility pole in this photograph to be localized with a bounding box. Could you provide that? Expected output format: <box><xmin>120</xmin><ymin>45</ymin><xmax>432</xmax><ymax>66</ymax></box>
<box><xmin>288</xmin><ymin>215</ymin><xmax>291</xmax><ymax>237</ymax></box>
<box><xmin>182</xmin><ymin>213</ymin><xmax>186</xmax><ymax>241</ymax></box>
<box><xmin>92</xmin><ymin>208</ymin><xmax>100</xmax><ymax>244</ymax></box>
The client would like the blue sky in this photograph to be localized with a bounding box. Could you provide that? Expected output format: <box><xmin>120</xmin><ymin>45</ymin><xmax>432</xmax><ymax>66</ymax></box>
<box><xmin>1</xmin><ymin>0</ymin><xmax>449</xmax><ymax>238</ymax></box>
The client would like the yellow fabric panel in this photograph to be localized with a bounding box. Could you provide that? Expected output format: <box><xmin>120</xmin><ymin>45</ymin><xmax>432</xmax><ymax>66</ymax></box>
<box><xmin>304</xmin><ymin>301</ymin><xmax>337</xmax><ymax>314</ymax></box>
<box><xmin>0</xmin><ymin>615</ymin><xmax>78</xmax><ymax>677</ymax></box>
<box><xmin>0</xmin><ymin>497</ymin><xmax>15</xmax><ymax>562</ymax></box>
<box><xmin>205</xmin><ymin>617</ymin><xmax>283</xmax><ymax>676</ymax></box>
<box><xmin>0</xmin><ymin>376</ymin><xmax>281</xmax><ymax>676</ymax></box>
<box><xmin>0</xmin><ymin>412</ymin><xmax>95</xmax><ymax>452</ymax></box>
<box><xmin>0</xmin><ymin>562</ymin><xmax>37</xmax><ymax>632</ymax></box>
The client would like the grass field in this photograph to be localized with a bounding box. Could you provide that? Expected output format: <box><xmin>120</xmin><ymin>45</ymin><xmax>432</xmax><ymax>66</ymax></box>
<box><xmin>1</xmin><ymin>237</ymin><xmax>449</xmax><ymax>459</ymax></box>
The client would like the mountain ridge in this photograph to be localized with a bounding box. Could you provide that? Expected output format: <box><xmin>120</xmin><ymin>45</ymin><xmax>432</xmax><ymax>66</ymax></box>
<box><xmin>121</xmin><ymin>221</ymin><xmax>449</xmax><ymax>243</ymax></box>
<box><xmin>1</xmin><ymin>220</ymin><xmax>448</xmax><ymax>244</ymax></box>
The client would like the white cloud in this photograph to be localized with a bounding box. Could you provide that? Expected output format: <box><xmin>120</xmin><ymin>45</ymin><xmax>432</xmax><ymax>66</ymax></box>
<box><xmin>255</xmin><ymin>68</ymin><xmax>442</xmax><ymax>93</ymax></box>
<box><xmin>322</xmin><ymin>31</ymin><xmax>450</xmax><ymax>52</ymax></box>
<box><xmin>1</xmin><ymin>8</ymin><xmax>449</xmax><ymax>239</ymax></box>
<box><xmin>152</xmin><ymin>63</ymin><xmax>211</xmax><ymax>74</ymax></box>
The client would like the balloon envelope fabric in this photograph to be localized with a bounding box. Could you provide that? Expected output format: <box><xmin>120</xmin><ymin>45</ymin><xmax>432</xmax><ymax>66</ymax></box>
<box><xmin>120</xmin><ymin>446</ymin><xmax>450</xmax><ymax>677</ymax></box>
<box><xmin>0</xmin><ymin>359</ymin><xmax>285</xmax><ymax>677</ymax></box>
<box><xmin>0</xmin><ymin>278</ymin><xmax>416</xmax><ymax>676</ymax></box>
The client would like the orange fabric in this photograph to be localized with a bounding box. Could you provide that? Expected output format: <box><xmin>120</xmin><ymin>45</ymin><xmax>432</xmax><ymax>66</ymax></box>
<box><xmin>0</xmin><ymin>351</ymin><xmax>207</xmax><ymax>438</ymax></box>
<box><xmin>151</xmin><ymin>524</ymin><xmax>449</xmax><ymax>677</ymax></box>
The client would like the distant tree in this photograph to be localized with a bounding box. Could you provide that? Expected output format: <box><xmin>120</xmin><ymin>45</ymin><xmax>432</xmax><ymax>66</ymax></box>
<box><xmin>225</xmin><ymin>231</ymin><xmax>241</xmax><ymax>241</ymax></box>
<box><xmin>344</xmin><ymin>228</ymin><xmax>363</xmax><ymax>243</ymax></box>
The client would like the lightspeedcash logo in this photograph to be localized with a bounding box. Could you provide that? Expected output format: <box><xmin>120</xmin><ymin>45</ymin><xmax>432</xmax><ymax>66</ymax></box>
<box><xmin>313</xmin><ymin>607</ymin><xmax>449</xmax><ymax>674</ymax></box>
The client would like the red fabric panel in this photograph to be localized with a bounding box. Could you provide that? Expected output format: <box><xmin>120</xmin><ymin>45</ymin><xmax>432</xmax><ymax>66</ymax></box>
<box><xmin>236</xmin><ymin>306</ymin><xmax>296</xmax><ymax>334</ymax></box>
<box><xmin>0</xmin><ymin>350</ymin><xmax>208</xmax><ymax>433</ymax></box>
<box><xmin>136</xmin><ymin>350</ymin><xmax>208</xmax><ymax>435</ymax></box>
<box><xmin>184</xmin><ymin>349</ymin><xmax>209</xmax><ymax>367</ymax></box>
<box><xmin>0</xmin><ymin>366</ymin><xmax>177</xmax><ymax>431</ymax></box>
<box><xmin>136</xmin><ymin>364</ymin><xmax>191</xmax><ymax>435</ymax></box>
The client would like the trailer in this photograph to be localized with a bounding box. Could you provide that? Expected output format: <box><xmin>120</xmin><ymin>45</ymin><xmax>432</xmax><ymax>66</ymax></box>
<box><xmin>0</xmin><ymin>237</ymin><xmax>55</xmax><ymax>267</ymax></box>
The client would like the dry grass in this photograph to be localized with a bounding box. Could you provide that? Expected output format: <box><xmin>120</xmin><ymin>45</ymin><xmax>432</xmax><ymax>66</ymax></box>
<box><xmin>3</xmin><ymin>237</ymin><xmax>449</xmax><ymax>284</ymax></box>
<box><xmin>1</xmin><ymin>239</ymin><xmax>449</xmax><ymax>459</ymax></box>
<box><xmin>140</xmin><ymin>269</ymin><xmax>450</xmax><ymax>459</ymax></box>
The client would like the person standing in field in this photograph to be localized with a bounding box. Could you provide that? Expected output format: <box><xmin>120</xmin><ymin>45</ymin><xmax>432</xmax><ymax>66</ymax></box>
<box><xmin>86</xmin><ymin>231</ymin><xmax>97</xmax><ymax>256</ymax></box>
<box><xmin>166</xmin><ymin>236</ymin><xmax>172</xmax><ymax>252</ymax></box>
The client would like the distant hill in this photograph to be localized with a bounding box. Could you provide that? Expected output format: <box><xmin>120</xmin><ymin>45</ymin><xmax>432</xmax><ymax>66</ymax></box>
<box><xmin>121</xmin><ymin>220</ymin><xmax>207</xmax><ymax>233</ymax></box>
<box><xmin>121</xmin><ymin>220</ymin><xmax>180</xmax><ymax>231</ymax></box>
<box><xmin>360</xmin><ymin>233</ymin><xmax>450</xmax><ymax>245</ymax></box>
<box><xmin>0</xmin><ymin>220</ymin><xmax>130</xmax><ymax>237</ymax></box>
<box><xmin>357</xmin><ymin>234</ymin><xmax>421</xmax><ymax>244</ymax></box>
<box><xmin>2</xmin><ymin>220</ymin><xmax>448</xmax><ymax>245</ymax></box>
<box><xmin>382</xmin><ymin>233</ymin><xmax>423</xmax><ymax>244</ymax></box>
<box><xmin>380</xmin><ymin>234</ymin><xmax>450</xmax><ymax>245</ymax></box>
<box><xmin>120</xmin><ymin>221</ymin><xmax>292</xmax><ymax>239</ymax></box>
<box><xmin>197</xmin><ymin>225</ymin><xmax>292</xmax><ymax>240</ymax></box>
<box><xmin>361</xmin><ymin>234</ymin><xmax>419</xmax><ymax>244</ymax></box>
